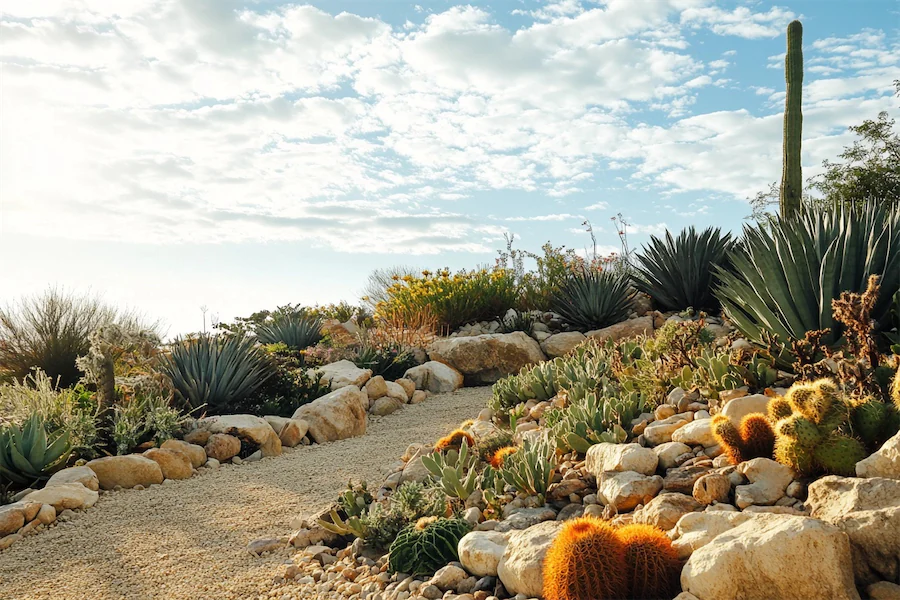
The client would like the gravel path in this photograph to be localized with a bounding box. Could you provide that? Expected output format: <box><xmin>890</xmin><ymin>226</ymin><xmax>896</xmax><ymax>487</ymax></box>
<box><xmin>0</xmin><ymin>387</ymin><xmax>492</xmax><ymax>600</ymax></box>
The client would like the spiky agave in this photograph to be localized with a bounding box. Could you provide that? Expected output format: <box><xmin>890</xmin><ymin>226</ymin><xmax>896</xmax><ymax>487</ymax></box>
<box><xmin>550</xmin><ymin>269</ymin><xmax>635</xmax><ymax>331</ymax></box>
<box><xmin>0</xmin><ymin>413</ymin><xmax>72</xmax><ymax>486</ymax></box>
<box><xmin>255</xmin><ymin>313</ymin><xmax>323</xmax><ymax>350</ymax></box>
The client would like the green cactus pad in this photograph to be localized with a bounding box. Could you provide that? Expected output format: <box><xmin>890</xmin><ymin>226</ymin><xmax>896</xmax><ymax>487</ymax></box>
<box><xmin>812</xmin><ymin>435</ymin><xmax>867</xmax><ymax>476</ymax></box>
<box><xmin>776</xmin><ymin>415</ymin><xmax>822</xmax><ymax>448</ymax></box>
<box><xmin>774</xmin><ymin>436</ymin><xmax>815</xmax><ymax>476</ymax></box>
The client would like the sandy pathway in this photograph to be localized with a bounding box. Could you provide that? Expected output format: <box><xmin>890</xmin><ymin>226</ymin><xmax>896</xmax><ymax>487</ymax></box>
<box><xmin>0</xmin><ymin>387</ymin><xmax>491</xmax><ymax>600</ymax></box>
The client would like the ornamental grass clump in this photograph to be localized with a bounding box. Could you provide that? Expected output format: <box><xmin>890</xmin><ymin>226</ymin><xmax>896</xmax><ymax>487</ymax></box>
<box><xmin>376</xmin><ymin>268</ymin><xmax>519</xmax><ymax>333</ymax></box>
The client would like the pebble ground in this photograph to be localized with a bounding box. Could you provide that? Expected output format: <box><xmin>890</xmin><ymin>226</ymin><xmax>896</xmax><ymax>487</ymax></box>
<box><xmin>0</xmin><ymin>387</ymin><xmax>492</xmax><ymax>600</ymax></box>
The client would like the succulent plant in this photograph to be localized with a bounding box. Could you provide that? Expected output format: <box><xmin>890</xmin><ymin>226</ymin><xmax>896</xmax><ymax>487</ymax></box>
<box><xmin>421</xmin><ymin>441</ymin><xmax>479</xmax><ymax>501</ymax></box>
<box><xmin>550</xmin><ymin>269</ymin><xmax>636</xmax><ymax>331</ymax></box>
<box><xmin>780</xmin><ymin>20</ymin><xmax>804</xmax><ymax>218</ymax></box>
<box><xmin>387</xmin><ymin>517</ymin><xmax>471</xmax><ymax>576</ymax></box>
<box><xmin>711</xmin><ymin>414</ymin><xmax>775</xmax><ymax>465</ymax></box>
<box><xmin>543</xmin><ymin>517</ymin><xmax>628</xmax><ymax>600</ymax></box>
<box><xmin>496</xmin><ymin>436</ymin><xmax>556</xmax><ymax>501</ymax></box>
<box><xmin>255</xmin><ymin>313</ymin><xmax>323</xmax><ymax>350</ymax></box>
<box><xmin>549</xmin><ymin>390</ymin><xmax>641</xmax><ymax>454</ymax></box>
<box><xmin>633</xmin><ymin>226</ymin><xmax>733</xmax><ymax>312</ymax></box>
<box><xmin>0</xmin><ymin>413</ymin><xmax>72</xmax><ymax>486</ymax></box>
<box><xmin>849</xmin><ymin>396</ymin><xmax>900</xmax><ymax>450</ymax></box>
<box><xmin>617</xmin><ymin>524</ymin><xmax>683</xmax><ymax>600</ymax></box>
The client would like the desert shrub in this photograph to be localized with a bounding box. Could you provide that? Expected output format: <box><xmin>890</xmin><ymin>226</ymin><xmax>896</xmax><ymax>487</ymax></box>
<box><xmin>497</xmin><ymin>239</ymin><xmax>583</xmax><ymax>311</ymax></box>
<box><xmin>0</xmin><ymin>288</ymin><xmax>147</xmax><ymax>387</ymax></box>
<box><xmin>715</xmin><ymin>202</ymin><xmax>900</xmax><ymax>354</ymax></box>
<box><xmin>633</xmin><ymin>226</ymin><xmax>733</xmax><ymax>312</ymax></box>
<box><xmin>109</xmin><ymin>394</ymin><xmax>187</xmax><ymax>455</ymax></box>
<box><xmin>550</xmin><ymin>269</ymin><xmax>634</xmax><ymax>331</ymax></box>
<box><xmin>362</xmin><ymin>266</ymin><xmax>420</xmax><ymax>311</ymax></box>
<box><xmin>377</xmin><ymin>268</ymin><xmax>519</xmax><ymax>332</ymax></box>
<box><xmin>353</xmin><ymin>341</ymin><xmax>418</xmax><ymax>381</ymax></box>
<box><xmin>158</xmin><ymin>333</ymin><xmax>273</xmax><ymax>413</ymax></box>
<box><xmin>299</xmin><ymin>344</ymin><xmax>357</xmax><ymax>369</ymax></box>
<box><xmin>231</xmin><ymin>343</ymin><xmax>330</xmax><ymax>416</ymax></box>
<box><xmin>255</xmin><ymin>312</ymin><xmax>322</xmax><ymax>350</ymax></box>
<box><xmin>498</xmin><ymin>309</ymin><xmax>535</xmax><ymax>335</ymax></box>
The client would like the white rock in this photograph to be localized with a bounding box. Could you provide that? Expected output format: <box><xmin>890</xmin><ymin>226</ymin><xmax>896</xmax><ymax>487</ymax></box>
<box><xmin>644</xmin><ymin>414</ymin><xmax>691</xmax><ymax>446</ymax></box>
<box><xmin>720</xmin><ymin>394</ymin><xmax>771</xmax><ymax>425</ymax></box>
<box><xmin>197</xmin><ymin>414</ymin><xmax>282</xmax><ymax>457</ymax></box>
<box><xmin>384</xmin><ymin>381</ymin><xmax>409</xmax><ymax>403</ymax></box>
<box><xmin>427</xmin><ymin>565</ymin><xmax>468</xmax><ymax>591</ymax></box>
<box><xmin>681</xmin><ymin>515</ymin><xmax>860</xmax><ymax>600</ymax></box>
<box><xmin>586</xmin><ymin>442</ymin><xmax>659</xmax><ymax>477</ymax></box>
<box><xmin>497</xmin><ymin>520</ymin><xmax>562</xmax><ymax>597</ymax></box>
<box><xmin>458</xmin><ymin>531</ymin><xmax>509</xmax><ymax>577</ymax></box>
<box><xmin>632</xmin><ymin>492</ymin><xmax>701</xmax><ymax>531</ymax></box>
<box><xmin>540</xmin><ymin>332</ymin><xmax>586</xmax><ymax>358</ymax></box>
<box><xmin>23</xmin><ymin>482</ymin><xmax>98</xmax><ymax>511</ymax></box>
<box><xmin>292</xmin><ymin>386</ymin><xmax>368</xmax><ymax>443</ymax></box>
<box><xmin>671</xmin><ymin>511</ymin><xmax>757</xmax><ymax>559</ymax></box>
<box><xmin>654</xmin><ymin>442</ymin><xmax>692</xmax><ymax>470</ymax></box>
<box><xmin>856</xmin><ymin>430</ymin><xmax>900</xmax><ymax>479</ymax></box>
<box><xmin>672</xmin><ymin>418</ymin><xmax>717</xmax><ymax>448</ymax></box>
<box><xmin>427</xmin><ymin>332</ymin><xmax>546</xmax><ymax>385</ymax></box>
<box><xmin>46</xmin><ymin>465</ymin><xmax>100</xmax><ymax>491</ymax></box>
<box><xmin>597</xmin><ymin>471</ymin><xmax>664</xmax><ymax>511</ymax></box>
<box><xmin>310</xmin><ymin>360</ymin><xmax>372</xmax><ymax>390</ymax></box>
<box><xmin>403</xmin><ymin>361</ymin><xmax>464</xmax><ymax>393</ymax></box>
<box><xmin>734</xmin><ymin>458</ymin><xmax>794</xmax><ymax>509</ymax></box>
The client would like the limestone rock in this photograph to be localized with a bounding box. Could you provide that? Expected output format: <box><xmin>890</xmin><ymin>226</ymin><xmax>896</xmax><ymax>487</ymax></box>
<box><xmin>404</xmin><ymin>362</ymin><xmax>464</xmax><ymax>393</ymax></box>
<box><xmin>671</xmin><ymin>511</ymin><xmax>756</xmax><ymax>559</ymax></box>
<box><xmin>868</xmin><ymin>582</ymin><xmax>900</xmax><ymax>600</ymax></box>
<box><xmin>681</xmin><ymin>515</ymin><xmax>860</xmax><ymax>600</ymax></box>
<box><xmin>540</xmin><ymin>332</ymin><xmax>586</xmax><ymax>358</ymax></box>
<box><xmin>734</xmin><ymin>458</ymin><xmax>793</xmax><ymax>509</ymax></box>
<box><xmin>664</xmin><ymin>465</ymin><xmax>711</xmax><ymax>495</ymax></box>
<box><xmin>364</xmin><ymin>375</ymin><xmax>388</xmax><ymax>400</ymax></box>
<box><xmin>36</xmin><ymin>503</ymin><xmax>56</xmax><ymax>525</ymax></box>
<box><xmin>856</xmin><ymin>430</ymin><xmax>900</xmax><ymax>479</ymax></box>
<box><xmin>46</xmin><ymin>465</ymin><xmax>100</xmax><ymax>491</ymax></box>
<box><xmin>427</xmin><ymin>332</ymin><xmax>546</xmax><ymax>385</ymax></box>
<box><xmin>427</xmin><ymin>564</ymin><xmax>467</xmax><ymax>591</ymax></box>
<box><xmin>160</xmin><ymin>439</ymin><xmax>207</xmax><ymax>468</ymax></box>
<box><xmin>693</xmin><ymin>473</ymin><xmax>732</xmax><ymax>505</ymax></box>
<box><xmin>292</xmin><ymin>386</ymin><xmax>368</xmax><ymax>443</ymax></box>
<box><xmin>720</xmin><ymin>393</ymin><xmax>771</xmax><ymax>425</ymax></box>
<box><xmin>0</xmin><ymin>504</ymin><xmax>26</xmax><ymax>536</ymax></box>
<box><xmin>654</xmin><ymin>442</ymin><xmax>692</xmax><ymax>470</ymax></box>
<box><xmin>458</xmin><ymin>531</ymin><xmax>509</xmax><ymax>577</ymax></box>
<box><xmin>143</xmin><ymin>447</ymin><xmax>193</xmax><ymax>480</ymax></box>
<box><xmin>196</xmin><ymin>414</ymin><xmax>282</xmax><ymax>457</ymax></box>
<box><xmin>262</xmin><ymin>416</ymin><xmax>309</xmax><ymax>448</ymax></box>
<box><xmin>23</xmin><ymin>482</ymin><xmax>98</xmax><ymax>511</ymax></box>
<box><xmin>395</xmin><ymin>377</ymin><xmax>416</xmax><ymax>399</ymax></box>
<box><xmin>672</xmin><ymin>418</ymin><xmax>716</xmax><ymax>448</ymax></box>
<box><xmin>644</xmin><ymin>414</ymin><xmax>691</xmax><ymax>446</ymax></box>
<box><xmin>585</xmin><ymin>316</ymin><xmax>654</xmax><ymax>342</ymax></box>
<box><xmin>597</xmin><ymin>471</ymin><xmax>664</xmax><ymax>512</ymax></box>
<box><xmin>86</xmin><ymin>455</ymin><xmax>164</xmax><ymax>490</ymax></box>
<box><xmin>310</xmin><ymin>360</ymin><xmax>372</xmax><ymax>390</ymax></box>
<box><xmin>633</xmin><ymin>492</ymin><xmax>702</xmax><ymax>531</ymax></box>
<box><xmin>370</xmin><ymin>396</ymin><xmax>403</xmax><ymax>416</ymax></box>
<box><xmin>497</xmin><ymin>520</ymin><xmax>562</xmax><ymax>597</ymax></box>
<box><xmin>384</xmin><ymin>381</ymin><xmax>409</xmax><ymax>403</ymax></box>
<box><xmin>410</xmin><ymin>390</ymin><xmax>428</xmax><ymax>404</ymax></box>
<box><xmin>495</xmin><ymin>507</ymin><xmax>557</xmax><ymax>532</ymax></box>
<box><xmin>204</xmin><ymin>433</ymin><xmax>241</xmax><ymax>462</ymax></box>
<box><xmin>807</xmin><ymin>476</ymin><xmax>900</xmax><ymax>586</ymax></box>
<box><xmin>586</xmin><ymin>442</ymin><xmax>658</xmax><ymax>477</ymax></box>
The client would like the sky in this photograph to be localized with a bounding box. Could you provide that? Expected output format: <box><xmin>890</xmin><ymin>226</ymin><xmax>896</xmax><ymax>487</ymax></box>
<box><xmin>0</xmin><ymin>0</ymin><xmax>898</xmax><ymax>336</ymax></box>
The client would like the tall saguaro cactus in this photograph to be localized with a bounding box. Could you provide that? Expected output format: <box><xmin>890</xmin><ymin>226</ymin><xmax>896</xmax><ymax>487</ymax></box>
<box><xmin>780</xmin><ymin>20</ymin><xmax>804</xmax><ymax>218</ymax></box>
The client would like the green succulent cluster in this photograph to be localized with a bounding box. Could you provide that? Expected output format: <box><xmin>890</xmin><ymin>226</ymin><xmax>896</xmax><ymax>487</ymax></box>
<box><xmin>771</xmin><ymin>379</ymin><xmax>899</xmax><ymax>476</ymax></box>
<box><xmin>0</xmin><ymin>413</ymin><xmax>72</xmax><ymax>486</ymax></box>
<box><xmin>388</xmin><ymin>518</ymin><xmax>471</xmax><ymax>576</ymax></box>
<box><xmin>492</xmin><ymin>436</ymin><xmax>556</xmax><ymax>501</ymax></box>
<box><xmin>421</xmin><ymin>441</ymin><xmax>479</xmax><ymax>501</ymax></box>
<box><xmin>546</xmin><ymin>390</ymin><xmax>642</xmax><ymax>454</ymax></box>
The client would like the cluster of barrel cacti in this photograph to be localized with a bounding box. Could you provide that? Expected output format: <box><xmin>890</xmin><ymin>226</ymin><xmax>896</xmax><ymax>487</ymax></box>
<box><xmin>387</xmin><ymin>517</ymin><xmax>471</xmax><ymax>576</ymax></box>
<box><xmin>711</xmin><ymin>413</ymin><xmax>776</xmax><ymax>464</ymax></box>
<box><xmin>769</xmin><ymin>379</ymin><xmax>899</xmax><ymax>476</ymax></box>
<box><xmin>433</xmin><ymin>428</ymin><xmax>475</xmax><ymax>453</ymax></box>
<box><xmin>543</xmin><ymin>517</ymin><xmax>681</xmax><ymax>600</ymax></box>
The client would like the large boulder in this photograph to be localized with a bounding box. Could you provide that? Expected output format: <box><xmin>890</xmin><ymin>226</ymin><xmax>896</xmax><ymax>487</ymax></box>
<box><xmin>196</xmin><ymin>414</ymin><xmax>282</xmax><ymax>457</ymax></box>
<box><xmin>404</xmin><ymin>361</ymin><xmax>464</xmax><ymax>394</ymax></box>
<box><xmin>540</xmin><ymin>332</ymin><xmax>586</xmax><ymax>358</ymax></box>
<box><xmin>856</xmin><ymin>430</ymin><xmax>900</xmax><ymax>478</ymax></box>
<box><xmin>86</xmin><ymin>455</ymin><xmax>164</xmax><ymax>490</ymax></box>
<box><xmin>632</xmin><ymin>492</ymin><xmax>702</xmax><ymax>531</ymax></box>
<box><xmin>586</xmin><ymin>442</ymin><xmax>658</xmax><ymax>477</ymax></box>
<box><xmin>161</xmin><ymin>439</ymin><xmax>207</xmax><ymax>468</ymax></box>
<box><xmin>427</xmin><ymin>332</ymin><xmax>546</xmax><ymax>385</ymax></box>
<box><xmin>458</xmin><ymin>530</ymin><xmax>509</xmax><ymax>577</ymax></box>
<box><xmin>597</xmin><ymin>471</ymin><xmax>664</xmax><ymax>512</ymax></box>
<box><xmin>671</xmin><ymin>510</ymin><xmax>758</xmax><ymax>559</ymax></box>
<box><xmin>807</xmin><ymin>476</ymin><xmax>900</xmax><ymax>586</ymax></box>
<box><xmin>263</xmin><ymin>416</ymin><xmax>309</xmax><ymax>448</ymax></box>
<box><xmin>46</xmin><ymin>465</ymin><xmax>100</xmax><ymax>491</ymax></box>
<box><xmin>681</xmin><ymin>515</ymin><xmax>860</xmax><ymax>600</ymax></box>
<box><xmin>310</xmin><ymin>360</ymin><xmax>371</xmax><ymax>390</ymax></box>
<box><xmin>292</xmin><ymin>386</ymin><xmax>367</xmax><ymax>443</ymax></box>
<box><xmin>497</xmin><ymin>520</ymin><xmax>562</xmax><ymax>597</ymax></box>
<box><xmin>22</xmin><ymin>482</ymin><xmax>98</xmax><ymax>512</ymax></box>
<box><xmin>585</xmin><ymin>316</ymin><xmax>654</xmax><ymax>342</ymax></box>
<box><xmin>143</xmin><ymin>448</ymin><xmax>193</xmax><ymax>480</ymax></box>
<box><xmin>204</xmin><ymin>433</ymin><xmax>241</xmax><ymax>462</ymax></box>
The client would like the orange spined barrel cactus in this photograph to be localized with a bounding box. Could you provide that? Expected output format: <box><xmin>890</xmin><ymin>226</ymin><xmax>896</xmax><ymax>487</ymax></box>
<box><xmin>711</xmin><ymin>413</ymin><xmax>775</xmax><ymax>464</ymax></box>
<box><xmin>489</xmin><ymin>446</ymin><xmax>518</xmax><ymax>469</ymax></box>
<box><xmin>543</xmin><ymin>517</ymin><xmax>628</xmax><ymax>600</ymax></box>
<box><xmin>434</xmin><ymin>429</ymin><xmax>475</xmax><ymax>453</ymax></box>
<box><xmin>617</xmin><ymin>524</ymin><xmax>682</xmax><ymax>600</ymax></box>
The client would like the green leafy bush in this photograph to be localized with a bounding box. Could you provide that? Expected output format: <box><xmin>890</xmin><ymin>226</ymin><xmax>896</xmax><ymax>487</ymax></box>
<box><xmin>715</xmin><ymin>203</ymin><xmax>900</xmax><ymax>352</ymax></box>
<box><xmin>633</xmin><ymin>226</ymin><xmax>733</xmax><ymax>312</ymax></box>
<box><xmin>255</xmin><ymin>313</ymin><xmax>323</xmax><ymax>350</ymax></box>
<box><xmin>388</xmin><ymin>517</ymin><xmax>471</xmax><ymax>576</ymax></box>
<box><xmin>232</xmin><ymin>344</ymin><xmax>330</xmax><ymax>416</ymax></box>
<box><xmin>550</xmin><ymin>269</ymin><xmax>634</xmax><ymax>331</ymax></box>
<box><xmin>0</xmin><ymin>412</ymin><xmax>72</xmax><ymax>486</ymax></box>
<box><xmin>354</xmin><ymin>343</ymin><xmax>418</xmax><ymax>381</ymax></box>
<box><xmin>547</xmin><ymin>390</ymin><xmax>644</xmax><ymax>454</ymax></box>
<box><xmin>158</xmin><ymin>334</ymin><xmax>273</xmax><ymax>413</ymax></box>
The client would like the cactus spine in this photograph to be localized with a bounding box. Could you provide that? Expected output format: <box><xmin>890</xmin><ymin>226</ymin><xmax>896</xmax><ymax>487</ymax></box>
<box><xmin>543</xmin><ymin>517</ymin><xmax>628</xmax><ymax>600</ymax></box>
<box><xmin>780</xmin><ymin>20</ymin><xmax>804</xmax><ymax>218</ymax></box>
<box><xmin>711</xmin><ymin>414</ymin><xmax>775</xmax><ymax>465</ymax></box>
<box><xmin>617</xmin><ymin>524</ymin><xmax>683</xmax><ymax>600</ymax></box>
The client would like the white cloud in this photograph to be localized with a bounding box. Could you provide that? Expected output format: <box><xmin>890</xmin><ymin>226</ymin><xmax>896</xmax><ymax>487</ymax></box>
<box><xmin>680</xmin><ymin>6</ymin><xmax>795</xmax><ymax>39</ymax></box>
<box><xmin>505</xmin><ymin>213</ymin><xmax>581</xmax><ymax>222</ymax></box>
<box><xmin>585</xmin><ymin>201</ymin><xmax>610</xmax><ymax>211</ymax></box>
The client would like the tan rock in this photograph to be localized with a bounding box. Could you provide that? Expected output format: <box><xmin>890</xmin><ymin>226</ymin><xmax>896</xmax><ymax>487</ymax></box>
<box><xmin>292</xmin><ymin>386</ymin><xmax>368</xmax><ymax>443</ymax></box>
<box><xmin>204</xmin><ymin>433</ymin><xmax>242</xmax><ymax>462</ymax></box>
<box><xmin>36</xmin><ymin>504</ymin><xmax>56</xmax><ymax>525</ymax></box>
<box><xmin>644</xmin><ymin>414</ymin><xmax>691</xmax><ymax>445</ymax></box>
<box><xmin>46</xmin><ymin>465</ymin><xmax>100</xmax><ymax>491</ymax></box>
<box><xmin>23</xmin><ymin>482</ymin><xmax>99</xmax><ymax>511</ymax></box>
<box><xmin>586</xmin><ymin>442</ymin><xmax>659</xmax><ymax>477</ymax></box>
<box><xmin>197</xmin><ymin>414</ymin><xmax>282</xmax><ymax>457</ymax></box>
<box><xmin>384</xmin><ymin>381</ymin><xmax>408</xmax><ymax>403</ymax></box>
<box><xmin>86</xmin><ymin>455</ymin><xmax>164</xmax><ymax>490</ymax></box>
<box><xmin>370</xmin><ymin>396</ymin><xmax>403</xmax><ymax>416</ymax></box>
<box><xmin>720</xmin><ymin>393</ymin><xmax>771</xmax><ymax>425</ymax></box>
<box><xmin>497</xmin><ymin>520</ymin><xmax>563</xmax><ymax>597</ymax></box>
<box><xmin>540</xmin><ymin>332</ymin><xmax>586</xmax><ymax>358</ymax></box>
<box><xmin>262</xmin><ymin>416</ymin><xmax>309</xmax><ymax>448</ymax></box>
<box><xmin>654</xmin><ymin>441</ymin><xmax>692</xmax><ymax>470</ymax></box>
<box><xmin>458</xmin><ymin>531</ymin><xmax>509</xmax><ymax>577</ymax></box>
<box><xmin>734</xmin><ymin>458</ymin><xmax>793</xmax><ymax>509</ymax></box>
<box><xmin>161</xmin><ymin>439</ymin><xmax>207</xmax><ymax>468</ymax></box>
<box><xmin>0</xmin><ymin>505</ymin><xmax>25</xmax><ymax>536</ymax></box>
<box><xmin>410</xmin><ymin>390</ymin><xmax>428</xmax><ymax>404</ymax></box>
<box><xmin>681</xmin><ymin>515</ymin><xmax>860</xmax><ymax>600</ymax></box>
<box><xmin>364</xmin><ymin>375</ymin><xmax>388</xmax><ymax>400</ymax></box>
<box><xmin>585</xmin><ymin>316</ymin><xmax>654</xmax><ymax>342</ymax></box>
<box><xmin>395</xmin><ymin>378</ymin><xmax>416</xmax><ymax>399</ymax></box>
<box><xmin>672</xmin><ymin>418</ymin><xmax>716</xmax><ymax>448</ymax></box>
<box><xmin>693</xmin><ymin>473</ymin><xmax>732</xmax><ymax>505</ymax></box>
<box><xmin>427</xmin><ymin>332</ymin><xmax>546</xmax><ymax>385</ymax></box>
<box><xmin>633</xmin><ymin>492</ymin><xmax>702</xmax><ymax>531</ymax></box>
<box><xmin>183</xmin><ymin>429</ymin><xmax>211</xmax><ymax>445</ymax></box>
<box><xmin>143</xmin><ymin>447</ymin><xmax>193</xmax><ymax>480</ymax></box>
<box><xmin>671</xmin><ymin>510</ymin><xmax>756</xmax><ymax>559</ymax></box>
<box><xmin>597</xmin><ymin>471</ymin><xmax>664</xmax><ymax>512</ymax></box>
<box><xmin>404</xmin><ymin>361</ymin><xmax>464</xmax><ymax>393</ymax></box>
<box><xmin>868</xmin><ymin>582</ymin><xmax>900</xmax><ymax>600</ymax></box>
<box><xmin>857</xmin><ymin>430</ymin><xmax>900</xmax><ymax>479</ymax></box>
<box><xmin>309</xmin><ymin>360</ymin><xmax>372</xmax><ymax>390</ymax></box>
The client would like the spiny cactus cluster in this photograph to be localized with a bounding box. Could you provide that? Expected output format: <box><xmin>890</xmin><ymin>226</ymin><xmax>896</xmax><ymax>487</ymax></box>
<box><xmin>489</xmin><ymin>445</ymin><xmax>518</xmax><ymax>469</ymax></box>
<box><xmin>711</xmin><ymin>413</ymin><xmax>775</xmax><ymax>465</ymax></box>
<box><xmin>433</xmin><ymin>429</ymin><xmax>475</xmax><ymax>453</ymax></box>
<box><xmin>543</xmin><ymin>518</ymin><xmax>681</xmax><ymax>600</ymax></box>
<box><xmin>387</xmin><ymin>517</ymin><xmax>471</xmax><ymax>576</ymax></box>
